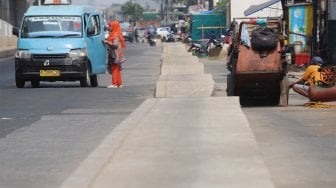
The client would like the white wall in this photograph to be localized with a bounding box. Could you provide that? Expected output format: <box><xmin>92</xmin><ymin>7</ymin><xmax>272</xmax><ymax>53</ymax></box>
<box><xmin>0</xmin><ymin>19</ymin><xmax>17</xmax><ymax>48</ymax></box>
<box><xmin>230</xmin><ymin>0</ymin><xmax>282</xmax><ymax>21</ymax></box>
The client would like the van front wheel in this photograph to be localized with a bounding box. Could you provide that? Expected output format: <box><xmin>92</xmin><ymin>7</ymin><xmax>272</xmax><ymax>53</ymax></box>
<box><xmin>80</xmin><ymin>68</ymin><xmax>90</xmax><ymax>87</ymax></box>
<box><xmin>90</xmin><ymin>74</ymin><xmax>98</xmax><ymax>87</ymax></box>
<box><xmin>16</xmin><ymin>76</ymin><xmax>25</xmax><ymax>88</ymax></box>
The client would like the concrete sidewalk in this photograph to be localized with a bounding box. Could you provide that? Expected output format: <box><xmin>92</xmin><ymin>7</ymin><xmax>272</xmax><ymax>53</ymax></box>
<box><xmin>90</xmin><ymin>97</ymin><xmax>274</xmax><ymax>188</ymax></box>
<box><xmin>61</xmin><ymin>98</ymin><xmax>274</xmax><ymax>188</ymax></box>
<box><xmin>0</xmin><ymin>46</ymin><xmax>16</xmax><ymax>59</ymax></box>
<box><xmin>60</xmin><ymin>43</ymin><xmax>274</xmax><ymax>188</ymax></box>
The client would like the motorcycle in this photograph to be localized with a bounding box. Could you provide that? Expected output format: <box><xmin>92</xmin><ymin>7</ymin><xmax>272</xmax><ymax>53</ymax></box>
<box><xmin>208</xmin><ymin>35</ymin><xmax>224</xmax><ymax>49</ymax></box>
<box><xmin>165</xmin><ymin>31</ymin><xmax>175</xmax><ymax>42</ymax></box>
<box><xmin>188</xmin><ymin>36</ymin><xmax>223</xmax><ymax>57</ymax></box>
<box><xmin>147</xmin><ymin>34</ymin><xmax>156</xmax><ymax>46</ymax></box>
<box><xmin>185</xmin><ymin>35</ymin><xmax>192</xmax><ymax>44</ymax></box>
<box><xmin>188</xmin><ymin>39</ymin><xmax>209</xmax><ymax>56</ymax></box>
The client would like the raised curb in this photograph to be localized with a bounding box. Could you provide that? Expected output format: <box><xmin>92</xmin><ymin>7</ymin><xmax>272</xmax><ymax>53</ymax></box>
<box><xmin>59</xmin><ymin>99</ymin><xmax>158</xmax><ymax>188</ymax></box>
<box><xmin>0</xmin><ymin>47</ymin><xmax>16</xmax><ymax>59</ymax></box>
<box><xmin>160</xmin><ymin>58</ymin><xmax>204</xmax><ymax>75</ymax></box>
<box><xmin>155</xmin><ymin>74</ymin><xmax>215</xmax><ymax>97</ymax></box>
<box><xmin>156</xmin><ymin>43</ymin><xmax>215</xmax><ymax>98</ymax></box>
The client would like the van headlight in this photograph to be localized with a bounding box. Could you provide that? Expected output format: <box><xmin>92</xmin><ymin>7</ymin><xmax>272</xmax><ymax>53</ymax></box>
<box><xmin>15</xmin><ymin>50</ymin><xmax>31</xmax><ymax>59</ymax></box>
<box><xmin>69</xmin><ymin>49</ymin><xmax>87</xmax><ymax>59</ymax></box>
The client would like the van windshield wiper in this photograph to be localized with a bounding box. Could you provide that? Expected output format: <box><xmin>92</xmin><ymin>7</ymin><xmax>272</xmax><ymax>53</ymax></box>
<box><xmin>30</xmin><ymin>35</ymin><xmax>59</xmax><ymax>38</ymax></box>
<box><xmin>27</xmin><ymin>32</ymin><xmax>81</xmax><ymax>38</ymax></box>
<box><xmin>58</xmin><ymin>34</ymin><xmax>81</xmax><ymax>37</ymax></box>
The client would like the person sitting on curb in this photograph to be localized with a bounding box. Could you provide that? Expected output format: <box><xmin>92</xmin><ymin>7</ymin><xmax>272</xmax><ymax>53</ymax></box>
<box><xmin>289</xmin><ymin>56</ymin><xmax>325</xmax><ymax>98</ymax></box>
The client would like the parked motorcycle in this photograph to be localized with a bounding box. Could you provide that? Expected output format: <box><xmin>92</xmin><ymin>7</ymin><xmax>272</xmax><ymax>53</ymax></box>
<box><xmin>184</xmin><ymin>35</ymin><xmax>192</xmax><ymax>44</ymax></box>
<box><xmin>165</xmin><ymin>32</ymin><xmax>175</xmax><ymax>42</ymax></box>
<box><xmin>188</xmin><ymin>36</ymin><xmax>223</xmax><ymax>57</ymax></box>
<box><xmin>208</xmin><ymin>36</ymin><xmax>224</xmax><ymax>49</ymax></box>
<box><xmin>188</xmin><ymin>39</ymin><xmax>209</xmax><ymax>56</ymax></box>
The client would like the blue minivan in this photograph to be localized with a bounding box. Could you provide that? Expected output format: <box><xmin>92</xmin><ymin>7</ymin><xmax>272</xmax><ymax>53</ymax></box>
<box><xmin>12</xmin><ymin>5</ymin><xmax>107</xmax><ymax>88</ymax></box>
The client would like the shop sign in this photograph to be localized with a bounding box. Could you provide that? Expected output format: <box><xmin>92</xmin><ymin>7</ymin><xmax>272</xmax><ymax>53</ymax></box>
<box><xmin>288</xmin><ymin>5</ymin><xmax>313</xmax><ymax>51</ymax></box>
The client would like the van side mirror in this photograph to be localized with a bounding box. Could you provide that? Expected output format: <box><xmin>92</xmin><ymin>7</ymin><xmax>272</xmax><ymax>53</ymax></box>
<box><xmin>12</xmin><ymin>27</ymin><xmax>19</xmax><ymax>36</ymax></box>
<box><xmin>87</xmin><ymin>26</ymin><xmax>95</xmax><ymax>36</ymax></box>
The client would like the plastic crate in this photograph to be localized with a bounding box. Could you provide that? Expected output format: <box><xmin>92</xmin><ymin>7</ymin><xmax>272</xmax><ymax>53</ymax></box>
<box><xmin>295</xmin><ymin>53</ymin><xmax>310</xmax><ymax>65</ymax></box>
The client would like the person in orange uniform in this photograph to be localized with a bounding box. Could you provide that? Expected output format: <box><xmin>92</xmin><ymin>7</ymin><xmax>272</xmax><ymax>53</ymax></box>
<box><xmin>289</xmin><ymin>56</ymin><xmax>325</xmax><ymax>98</ymax></box>
<box><xmin>104</xmin><ymin>21</ymin><xmax>126</xmax><ymax>88</ymax></box>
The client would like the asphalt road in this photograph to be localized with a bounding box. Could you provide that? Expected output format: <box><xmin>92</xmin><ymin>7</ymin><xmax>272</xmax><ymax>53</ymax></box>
<box><xmin>0</xmin><ymin>42</ymin><xmax>161</xmax><ymax>188</ymax></box>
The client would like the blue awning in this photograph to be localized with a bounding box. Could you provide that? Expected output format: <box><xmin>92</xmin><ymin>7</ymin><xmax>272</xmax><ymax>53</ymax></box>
<box><xmin>199</xmin><ymin>10</ymin><xmax>213</xmax><ymax>15</ymax></box>
<box><xmin>244</xmin><ymin>0</ymin><xmax>281</xmax><ymax>16</ymax></box>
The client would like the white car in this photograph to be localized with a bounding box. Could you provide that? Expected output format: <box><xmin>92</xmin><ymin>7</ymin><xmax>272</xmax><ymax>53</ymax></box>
<box><xmin>156</xmin><ymin>27</ymin><xmax>171</xmax><ymax>41</ymax></box>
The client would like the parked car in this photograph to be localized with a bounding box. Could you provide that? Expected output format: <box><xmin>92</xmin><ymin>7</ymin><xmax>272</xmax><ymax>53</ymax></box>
<box><xmin>156</xmin><ymin>27</ymin><xmax>171</xmax><ymax>42</ymax></box>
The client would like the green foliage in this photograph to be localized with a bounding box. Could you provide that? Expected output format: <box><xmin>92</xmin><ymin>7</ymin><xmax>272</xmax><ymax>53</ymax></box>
<box><xmin>121</xmin><ymin>1</ymin><xmax>144</xmax><ymax>24</ymax></box>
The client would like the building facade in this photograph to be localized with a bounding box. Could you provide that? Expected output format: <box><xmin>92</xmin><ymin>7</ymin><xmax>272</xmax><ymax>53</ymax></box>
<box><xmin>0</xmin><ymin>0</ymin><xmax>31</xmax><ymax>49</ymax></box>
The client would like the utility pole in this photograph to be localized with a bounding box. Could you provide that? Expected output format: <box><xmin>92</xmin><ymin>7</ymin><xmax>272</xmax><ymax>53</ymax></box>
<box><xmin>163</xmin><ymin>0</ymin><xmax>167</xmax><ymax>25</ymax></box>
<box><xmin>312</xmin><ymin>0</ymin><xmax>317</xmax><ymax>56</ymax></box>
<box><xmin>167</xmin><ymin>0</ymin><xmax>170</xmax><ymax>24</ymax></box>
<box><xmin>163</xmin><ymin>0</ymin><xmax>170</xmax><ymax>25</ymax></box>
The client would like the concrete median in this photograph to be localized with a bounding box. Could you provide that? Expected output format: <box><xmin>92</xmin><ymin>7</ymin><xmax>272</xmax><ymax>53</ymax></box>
<box><xmin>88</xmin><ymin>97</ymin><xmax>274</xmax><ymax>188</ymax></box>
<box><xmin>160</xmin><ymin>55</ymin><xmax>204</xmax><ymax>75</ymax></box>
<box><xmin>156</xmin><ymin>43</ymin><xmax>214</xmax><ymax>97</ymax></box>
<box><xmin>60</xmin><ymin>42</ymin><xmax>274</xmax><ymax>188</ymax></box>
<box><xmin>155</xmin><ymin>74</ymin><xmax>214</xmax><ymax>97</ymax></box>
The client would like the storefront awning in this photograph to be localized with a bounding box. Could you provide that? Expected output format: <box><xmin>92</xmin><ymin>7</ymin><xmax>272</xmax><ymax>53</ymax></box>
<box><xmin>244</xmin><ymin>0</ymin><xmax>281</xmax><ymax>16</ymax></box>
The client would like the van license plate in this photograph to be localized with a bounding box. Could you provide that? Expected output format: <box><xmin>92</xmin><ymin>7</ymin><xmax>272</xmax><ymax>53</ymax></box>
<box><xmin>40</xmin><ymin>70</ymin><xmax>60</xmax><ymax>77</ymax></box>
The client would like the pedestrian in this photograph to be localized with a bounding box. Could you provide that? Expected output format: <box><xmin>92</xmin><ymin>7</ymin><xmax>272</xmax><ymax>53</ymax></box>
<box><xmin>170</xmin><ymin>22</ymin><xmax>177</xmax><ymax>34</ymax></box>
<box><xmin>104</xmin><ymin>21</ymin><xmax>126</xmax><ymax>88</ymax></box>
<box><xmin>134</xmin><ymin>26</ymin><xmax>139</xmax><ymax>43</ymax></box>
<box><xmin>289</xmin><ymin>56</ymin><xmax>325</xmax><ymax>98</ymax></box>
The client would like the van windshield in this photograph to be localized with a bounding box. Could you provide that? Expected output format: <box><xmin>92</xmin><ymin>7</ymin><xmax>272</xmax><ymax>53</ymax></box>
<box><xmin>21</xmin><ymin>16</ymin><xmax>82</xmax><ymax>38</ymax></box>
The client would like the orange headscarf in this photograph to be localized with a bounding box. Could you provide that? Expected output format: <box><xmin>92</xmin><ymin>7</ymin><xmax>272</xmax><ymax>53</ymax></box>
<box><xmin>107</xmin><ymin>21</ymin><xmax>126</xmax><ymax>49</ymax></box>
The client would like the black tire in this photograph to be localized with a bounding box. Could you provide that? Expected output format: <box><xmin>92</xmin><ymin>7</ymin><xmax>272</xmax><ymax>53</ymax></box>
<box><xmin>188</xmin><ymin>46</ymin><xmax>193</xmax><ymax>52</ymax></box>
<box><xmin>90</xmin><ymin>74</ymin><xmax>98</xmax><ymax>87</ymax></box>
<box><xmin>227</xmin><ymin>73</ymin><xmax>235</xmax><ymax>96</ymax></box>
<box><xmin>239</xmin><ymin>94</ymin><xmax>250</xmax><ymax>106</ymax></box>
<box><xmin>15</xmin><ymin>76</ymin><xmax>25</xmax><ymax>88</ymax></box>
<box><xmin>80</xmin><ymin>68</ymin><xmax>90</xmax><ymax>87</ymax></box>
<box><xmin>31</xmin><ymin>80</ymin><xmax>40</xmax><ymax>88</ymax></box>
